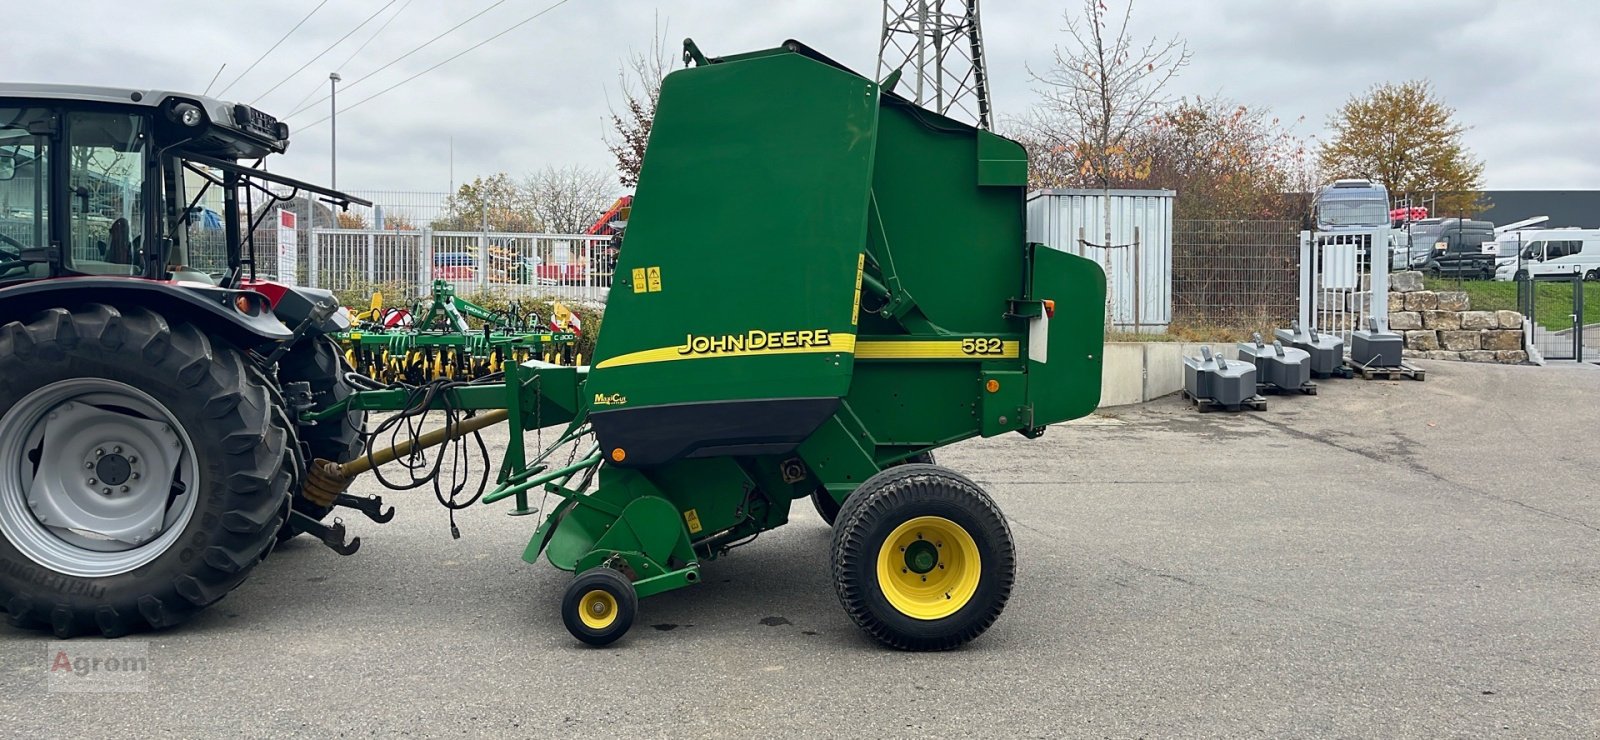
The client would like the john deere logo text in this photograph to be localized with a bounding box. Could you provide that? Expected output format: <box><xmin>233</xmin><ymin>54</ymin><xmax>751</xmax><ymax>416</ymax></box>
<box><xmin>677</xmin><ymin>329</ymin><xmax>833</xmax><ymax>356</ymax></box>
<box><xmin>592</xmin><ymin>393</ymin><xmax>627</xmax><ymax>406</ymax></box>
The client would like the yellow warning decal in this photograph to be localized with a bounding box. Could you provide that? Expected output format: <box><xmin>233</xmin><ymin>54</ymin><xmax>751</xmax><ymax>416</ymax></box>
<box><xmin>646</xmin><ymin>266</ymin><xmax>662</xmax><ymax>292</ymax></box>
<box><xmin>851</xmin><ymin>252</ymin><xmax>864</xmax><ymax>326</ymax></box>
<box><xmin>855</xmin><ymin>339</ymin><xmax>1019</xmax><ymax>360</ymax></box>
<box><xmin>631</xmin><ymin>267</ymin><xmax>647</xmax><ymax>293</ymax></box>
<box><xmin>594</xmin><ymin>332</ymin><xmax>857</xmax><ymax>370</ymax></box>
<box><xmin>684</xmin><ymin>508</ymin><xmax>703</xmax><ymax>534</ymax></box>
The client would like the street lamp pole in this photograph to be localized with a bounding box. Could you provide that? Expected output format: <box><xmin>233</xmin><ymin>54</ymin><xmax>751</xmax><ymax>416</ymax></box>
<box><xmin>329</xmin><ymin>72</ymin><xmax>341</xmax><ymax>191</ymax></box>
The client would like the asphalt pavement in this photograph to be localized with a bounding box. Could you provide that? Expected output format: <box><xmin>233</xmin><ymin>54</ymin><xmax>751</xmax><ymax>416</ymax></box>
<box><xmin>2</xmin><ymin>359</ymin><xmax>1597</xmax><ymax>737</ymax></box>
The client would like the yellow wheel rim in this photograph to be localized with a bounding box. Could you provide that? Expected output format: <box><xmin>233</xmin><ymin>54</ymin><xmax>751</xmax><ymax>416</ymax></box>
<box><xmin>578</xmin><ymin>589</ymin><xmax>619</xmax><ymax>630</ymax></box>
<box><xmin>876</xmin><ymin>516</ymin><xmax>981</xmax><ymax>620</ymax></box>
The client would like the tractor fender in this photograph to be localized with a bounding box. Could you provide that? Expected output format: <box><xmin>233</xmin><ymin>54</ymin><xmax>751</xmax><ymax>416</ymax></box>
<box><xmin>0</xmin><ymin>277</ymin><xmax>293</xmax><ymax>345</ymax></box>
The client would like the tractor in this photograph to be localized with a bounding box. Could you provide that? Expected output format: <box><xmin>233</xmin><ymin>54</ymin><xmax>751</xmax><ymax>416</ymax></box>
<box><xmin>0</xmin><ymin>84</ymin><xmax>371</xmax><ymax>636</ymax></box>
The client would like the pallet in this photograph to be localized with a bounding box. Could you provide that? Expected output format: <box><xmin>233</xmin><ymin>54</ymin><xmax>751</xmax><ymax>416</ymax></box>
<box><xmin>1310</xmin><ymin>366</ymin><xmax>1355</xmax><ymax>380</ymax></box>
<box><xmin>1259</xmin><ymin>380</ymin><xmax>1318</xmax><ymax>396</ymax></box>
<box><xmin>1181</xmin><ymin>389</ymin><xmax>1267</xmax><ymax>413</ymax></box>
<box><xmin>1348</xmin><ymin>360</ymin><xmax>1426</xmax><ymax>381</ymax></box>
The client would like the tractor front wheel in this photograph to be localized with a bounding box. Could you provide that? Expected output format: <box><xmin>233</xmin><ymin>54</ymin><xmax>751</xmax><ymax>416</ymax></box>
<box><xmin>830</xmin><ymin>464</ymin><xmax>1014</xmax><ymax>651</ymax></box>
<box><xmin>0</xmin><ymin>305</ymin><xmax>290</xmax><ymax>636</ymax></box>
<box><xmin>561</xmin><ymin>567</ymin><xmax>637</xmax><ymax>646</ymax></box>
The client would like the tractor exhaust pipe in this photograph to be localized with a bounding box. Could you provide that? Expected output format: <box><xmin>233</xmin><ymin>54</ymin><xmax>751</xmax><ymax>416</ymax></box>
<box><xmin>302</xmin><ymin>409</ymin><xmax>510</xmax><ymax>506</ymax></box>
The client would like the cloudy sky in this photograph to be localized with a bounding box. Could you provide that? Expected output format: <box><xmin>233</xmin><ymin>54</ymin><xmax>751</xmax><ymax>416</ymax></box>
<box><xmin>6</xmin><ymin>0</ymin><xmax>1595</xmax><ymax>196</ymax></box>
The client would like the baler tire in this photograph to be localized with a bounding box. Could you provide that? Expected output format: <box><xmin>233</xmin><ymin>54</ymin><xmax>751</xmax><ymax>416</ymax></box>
<box><xmin>811</xmin><ymin>451</ymin><xmax>935</xmax><ymax>526</ymax></box>
<box><xmin>0</xmin><ymin>304</ymin><xmax>290</xmax><ymax>637</ymax></box>
<box><xmin>276</xmin><ymin>337</ymin><xmax>366</xmax><ymax>541</ymax></box>
<box><xmin>562</xmin><ymin>567</ymin><xmax>637</xmax><ymax>647</ymax></box>
<box><xmin>830</xmin><ymin>463</ymin><xmax>1014</xmax><ymax>651</ymax></box>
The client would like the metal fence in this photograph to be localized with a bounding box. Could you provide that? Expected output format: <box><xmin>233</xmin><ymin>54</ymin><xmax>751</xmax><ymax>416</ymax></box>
<box><xmin>1170</xmin><ymin>220</ymin><xmax>1301</xmax><ymax>331</ymax></box>
<box><xmin>1520</xmin><ymin>275</ymin><xmax>1598</xmax><ymax>362</ymax></box>
<box><xmin>304</xmin><ymin>228</ymin><xmax>616</xmax><ymax>304</ymax></box>
<box><xmin>1299</xmin><ymin>226</ymin><xmax>1390</xmax><ymax>344</ymax></box>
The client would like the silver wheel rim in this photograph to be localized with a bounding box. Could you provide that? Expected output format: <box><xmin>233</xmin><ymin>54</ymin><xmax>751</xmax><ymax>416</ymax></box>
<box><xmin>0</xmin><ymin>379</ymin><xmax>200</xmax><ymax>577</ymax></box>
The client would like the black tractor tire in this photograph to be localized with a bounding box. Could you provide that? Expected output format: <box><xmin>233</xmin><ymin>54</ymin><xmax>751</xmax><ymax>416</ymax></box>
<box><xmin>811</xmin><ymin>451</ymin><xmax>935</xmax><ymax>526</ymax></box>
<box><xmin>830</xmin><ymin>463</ymin><xmax>1014</xmax><ymax>651</ymax></box>
<box><xmin>275</xmin><ymin>337</ymin><xmax>366</xmax><ymax>541</ymax></box>
<box><xmin>0</xmin><ymin>304</ymin><xmax>290</xmax><ymax>637</ymax></box>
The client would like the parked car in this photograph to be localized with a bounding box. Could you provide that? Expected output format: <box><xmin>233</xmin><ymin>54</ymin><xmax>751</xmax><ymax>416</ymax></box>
<box><xmin>1494</xmin><ymin>229</ymin><xmax>1600</xmax><ymax>281</ymax></box>
<box><xmin>1416</xmin><ymin>218</ymin><xmax>1496</xmax><ymax>279</ymax></box>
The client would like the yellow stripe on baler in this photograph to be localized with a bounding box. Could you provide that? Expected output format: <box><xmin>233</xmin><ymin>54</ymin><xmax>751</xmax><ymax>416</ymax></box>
<box><xmin>594</xmin><ymin>334</ymin><xmax>858</xmax><ymax>370</ymax></box>
<box><xmin>854</xmin><ymin>340</ymin><xmax>1019</xmax><ymax>360</ymax></box>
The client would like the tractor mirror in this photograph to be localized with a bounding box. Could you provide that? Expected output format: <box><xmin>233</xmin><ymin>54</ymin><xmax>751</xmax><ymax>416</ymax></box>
<box><xmin>0</xmin><ymin>154</ymin><xmax>14</xmax><ymax>181</ymax></box>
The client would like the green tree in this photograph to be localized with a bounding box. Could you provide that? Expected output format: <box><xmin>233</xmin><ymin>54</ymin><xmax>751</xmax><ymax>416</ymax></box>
<box><xmin>1319</xmin><ymin>80</ymin><xmax>1485</xmax><ymax>215</ymax></box>
<box><xmin>433</xmin><ymin>173</ymin><xmax>541</xmax><ymax>233</ymax></box>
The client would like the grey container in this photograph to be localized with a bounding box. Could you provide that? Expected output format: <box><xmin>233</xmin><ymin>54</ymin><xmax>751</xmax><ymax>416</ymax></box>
<box><xmin>1351</xmin><ymin>319</ymin><xmax>1403</xmax><ymax>367</ymax></box>
<box><xmin>1184</xmin><ymin>347</ymin><xmax>1257</xmax><ymax>406</ymax></box>
<box><xmin>1274</xmin><ymin>321</ymin><xmax>1346</xmax><ymax>376</ymax></box>
<box><xmin>1238</xmin><ymin>335</ymin><xmax>1314</xmax><ymax>393</ymax></box>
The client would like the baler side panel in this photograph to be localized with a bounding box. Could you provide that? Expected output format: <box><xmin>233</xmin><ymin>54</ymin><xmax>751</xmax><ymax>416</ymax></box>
<box><xmin>1026</xmin><ymin>246</ymin><xmax>1106</xmax><ymax>425</ymax></box>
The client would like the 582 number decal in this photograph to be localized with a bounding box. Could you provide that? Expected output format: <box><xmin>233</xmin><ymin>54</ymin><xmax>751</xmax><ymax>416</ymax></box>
<box><xmin>960</xmin><ymin>337</ymin><xmax>1006</xmax><ymax>355</ymax></box>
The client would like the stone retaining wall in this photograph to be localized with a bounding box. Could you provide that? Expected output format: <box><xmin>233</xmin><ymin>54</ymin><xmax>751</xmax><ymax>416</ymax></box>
<box><xmin>1387</xmin><ymin>271</ymin><xmax>1527</xmax><ymax>363</ymax></box>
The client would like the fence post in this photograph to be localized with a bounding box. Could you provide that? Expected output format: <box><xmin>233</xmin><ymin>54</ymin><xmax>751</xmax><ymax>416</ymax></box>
<box><xmin>1298</xmin><ymin>230</ymin><xmax>1312</xmax><ymax>331</ymax></box>
<box><xmin>366</xmin><ymin>231</ymin><xmax>376</xmax><ymax>285</ymax></box>
<box><xmin>308</xmin><ymin>229</ymin><xmax>319</xmax><ymax>288</ymax></box>
<box><xmin>1369</xmin><ymin>225</ymin><xmax>1390</xmax><ymax>329</ymax></box>
<box><xmin>419</xmin><ymin>228</ymin><xmax>433</xmax><ymax>297</ymax></box>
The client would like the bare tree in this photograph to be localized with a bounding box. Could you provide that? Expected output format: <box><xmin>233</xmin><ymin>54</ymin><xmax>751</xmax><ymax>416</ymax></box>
<box><xmin>525</xmin><ymin>165</ymin><xmax>619</xmax><ymax>234</ymax></box>
<box><xmin>604</xmin><ymin>17</ymin><xmax>673</xmax><ymax>188</ymax></box>
<box><xmin>1027</xmin><ymin>0</ymin><xmax>1190</xmax><ymax>329</ymax></box>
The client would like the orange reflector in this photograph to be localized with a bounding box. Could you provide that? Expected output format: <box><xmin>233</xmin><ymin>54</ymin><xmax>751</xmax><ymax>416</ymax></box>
<box><xmin>234</xmin><ymin>294</ymin><xmax>255</xmax><ymax>314</ymax></box>
<box><xmin>611</xmin><ymin>448</ymin><xmax>626</xmax><ymax>462</ymax></box>
<box><xmin>1042</xmin><ymin>299</ymin><xmax>1056</xmax><ymax>318</ymax></box>
<box><xmin>985</xmin><ymin>379</ymin><xmax>1000</xmax><ymax>393</ymax></box>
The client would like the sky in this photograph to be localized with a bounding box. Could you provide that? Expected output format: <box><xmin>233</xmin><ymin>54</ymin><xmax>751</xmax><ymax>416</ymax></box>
<box><xmin>5</xmin><ymin>0</ymin><xmax>1596</xmax><ymax>196</ymax></box>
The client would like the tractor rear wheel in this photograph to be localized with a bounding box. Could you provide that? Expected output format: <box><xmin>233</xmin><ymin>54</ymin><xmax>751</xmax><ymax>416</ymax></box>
<box><xmin>561</xmin><ymin>567</ymin><xmax>637</xmax><ymax>646</ymax></box>
<box><xmin>276</xmin><ymin>337</ymin><xmax>366</xmax><ymax>541</ymax></box>
<box><xmin>830</xmin><ymin>463</ymin><xmax>1014</xmax><ymax>651</ymax></box>
<box><xmin>811</xmin><ymin>451</ymin><xmax>935</xmax><ymax>526</ymax></box>
<box><xmin>0</xmin><ymin>305</ymin><xmax>290</xmax><ymax>637</ymax></box>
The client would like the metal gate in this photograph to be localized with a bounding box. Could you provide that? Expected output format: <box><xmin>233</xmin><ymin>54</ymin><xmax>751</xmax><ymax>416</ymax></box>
<box><xmin>1299</xmin><ymin>226</ymin><xmax>1391</xmax><ymax>342</ymax></box>
<box><xmin>1520</xmin><ymin>274</ymin><xmax>1596</xmax><ymax>362</ymax></box>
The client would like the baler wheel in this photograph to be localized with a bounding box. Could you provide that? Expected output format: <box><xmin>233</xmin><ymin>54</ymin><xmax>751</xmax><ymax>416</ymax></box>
<box><xmin>561</xmin><ymin>567</ymin><xmax>637</xmax><ymax>646</ymax></box>
<box><xmin>830</xmin><ymin>464</ymin><xmax>1014</xmax><ymax>651</ymax></box>
<box><xmin>811</xmin><ymin>451</ymin><xmax>935</xmax><ymax>526</ymax></box>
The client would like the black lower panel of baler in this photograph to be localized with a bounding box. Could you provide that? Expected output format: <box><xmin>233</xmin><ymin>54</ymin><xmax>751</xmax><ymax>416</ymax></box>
<box><xmin>590</xmin><ymin>396</ymin><xmax>840</xmax><ymax>468</ymax></box>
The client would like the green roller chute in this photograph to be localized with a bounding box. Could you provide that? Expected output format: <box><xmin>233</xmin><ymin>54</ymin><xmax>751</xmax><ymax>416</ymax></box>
<box><xmin>309</xmin><ymin>39</ymin><xmax>1105</xmax><ymax>649</ymax></box>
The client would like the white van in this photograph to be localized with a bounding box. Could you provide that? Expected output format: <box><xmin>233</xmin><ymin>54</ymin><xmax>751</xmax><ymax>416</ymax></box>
<box><xmin>1493</xmin><ymin>228</ymin><xmax>1600</xmax><ymax>281</ymax></box>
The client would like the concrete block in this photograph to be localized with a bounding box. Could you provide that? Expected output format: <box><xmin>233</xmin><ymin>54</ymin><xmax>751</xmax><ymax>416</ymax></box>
<box><xmin>1405</xmin><ymin>291</ymin><xmax>1439</xmax><ymax>311</ymax></box>
<box><xmin>1495</xmin><ymin>350</ymin><xmax>1529</xmax><ymax>364</ymax></box>
<box><xmin>1388</xmin><ymin>292</ymin><xmax>1406</xmax><ymax>312</ymax></box>
<box><xmin>1495</xmin><ymin>310</ymin><xmax>1524</xmax><ymax>329</ymax></box>
<box><xmin>1389</xmin><ymin>311</ymin><xmax>1422</xmax><ymax>331</ymax></box>
<box><xmin>1390</xmin><ymin>271</ymin><xmax>1424</xmax><ymax>292</ymax></box>
<box><xmin>1461</xmin><ymin>311</ymin><xmax>1497</xmax><ymax>329</ymax></box>
<box><xmin>1460</xmin><ymin>350</ymin><xmax>1499</xmax><ymax>363</ymax></box>
<box><xmin>1436</xmin><ymin>291</ymin><xmax>1470</xmax><ymax>311</ymax></box>
<box><xmin>1423</xmin><ymin>310</ymin><xmax>1461</xmax><ymax>330</ymax></box>
<box><xmin>1142</xmin><ymin>343</ymin><xmax>1184</xmax><ymax>401</ymax></box>
<box><xmin>1404</xmin><ymin>331</ymin><xmax>1440</xmax><ymax>350</ymax></box>
<box><xmin>1099</xmin><ymin>342</ymin><xmax>1146</xmax><ymax>408</ymax></box>
<box><xmin>1440</xmin><ymin>330</ymin><xmax>1481</xmax><ymax>351</ymax></box>
<box><xmin>1481</xmin><ymin>329</ymin><xmax>1524</xmax><ymax>351</ymax></box>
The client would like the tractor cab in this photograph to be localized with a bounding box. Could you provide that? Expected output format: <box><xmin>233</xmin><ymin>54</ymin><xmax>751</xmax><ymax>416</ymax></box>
<box><xmin>0</xmin><ymin>84</ymin><xmax>365</xmax><ymax>287</ymax></box>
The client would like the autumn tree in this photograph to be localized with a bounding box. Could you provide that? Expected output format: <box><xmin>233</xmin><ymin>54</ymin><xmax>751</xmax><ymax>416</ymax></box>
<box><xmin>1024</xmin><ymin>0</ymin><xmax>1190</xmax><ymax>328</ymax></box>
<box><xmin>1320</xmin><ymin>80</ymin><xmax>1484</xmax><ymax>215</ymax></box>
<box><xmin>605</xmin><ymin>19</ymin><xmax>672</xmax><ymax>188</ymax></box>
<box><xmin>336</xmin><ymin>211</ymin><xmax>368</xmax><ymax>229</ymax></box>
<box><xmin>524</xmin><ymin>165</ymin><xmax>619</xmax><ymax>233</ymax></box>
<box><xmin>433</xmin><ymin>173</ymin><xmax>541</xmax><ymax>233</ymax></box>
<box><xmin>1136</xmin><ymin>97</ymin><xmax>1314</xmax><ymax>221</ymax></box>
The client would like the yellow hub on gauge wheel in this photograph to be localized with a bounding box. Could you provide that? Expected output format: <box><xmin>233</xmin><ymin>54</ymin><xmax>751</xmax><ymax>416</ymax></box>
<box><xmin>875</xmin><ymin>516</ymin><xmax>981</xmax><ymax>620</ymax></box>
<box><xmin>578</xmin><ymin>589</ymin><xmax>619</xmax><ymax>630</ymax></box>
